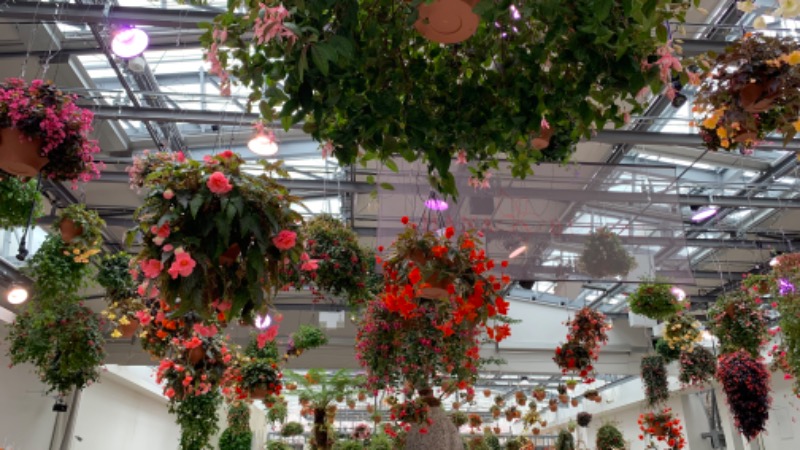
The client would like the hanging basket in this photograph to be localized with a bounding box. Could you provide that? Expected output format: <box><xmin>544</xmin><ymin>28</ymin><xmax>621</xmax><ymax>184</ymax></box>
<box><xmin>117</xmin><ymin>319</ymin><xmax>140</xmax><ymax>339</ymax></box>
<box><xmin>0</xmin><ymin>128</ymin><xmax>47</xmax><ymax>177</ymax></box>
<box><xmin>409</xmin><ymin>250</ymin><xmax>453</xmax><ymax>300</ymax></box>
<box><xmin>414</xmin><ymin>0</ymin><xmax>481</xmax><ymax>44</ymax></box>
<box><xmin>187</xmin><ymin>346</ymin><xmax>205</xmax><ymax>365</ymax></box>
<box><xmin>59</xmin><ymin>218</ymin><xmax>84</xmax><ymax>244</ymax></box>
<box><xmin>250</xmin><ymin>386</ymin><xmax>272</xmax><ymax>400</ymax></box>
<box><xmin>532</xmin><ymin>125</ymin><xmax>554</xmax><ymax>150</ymax></box>
<box><xmin>738</xmin><ymin>83</ymin><xmax>776</xmax><ymax>114</ymax></box>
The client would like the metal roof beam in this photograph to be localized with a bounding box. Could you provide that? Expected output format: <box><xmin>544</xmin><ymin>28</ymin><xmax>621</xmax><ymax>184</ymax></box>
<box><xmin>0</xmin><ymin>2</ymin><xmax>220</xmax><ymax>28</ymax></box>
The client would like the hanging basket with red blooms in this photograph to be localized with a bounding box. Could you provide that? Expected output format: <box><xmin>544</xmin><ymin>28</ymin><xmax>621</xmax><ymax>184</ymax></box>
<box><xmin>707</xmin><ymin>290</ymin><xmax>769</xmax><ymax>357</ymax></box>
<box><xmin>554</xmin><ymin>307</ymin><xmax>611</xmax><ymax>382</ymax></box>
<box><xmin>765</xmin><ymin>253</ymin><xmax>800</xmax><ymax>394</ymax></box>
<box><xmin>716</xmin><ymin>350</ymin><xmax>772</xmax><ymax>441</ymax></box>
<box><xmin>356</xmin><ymin>218</ymin><xmax>511</xmax><ymax>397</ymax></box>
<box><xmin>128</xmin><ymin>151</ymin><xmax>305</xmax><ymax>325</ymax></box>
<box><xmin>678</xmin><ymin>346</ymin><xmax>716</xmax><ymax>388</ymax></box>
<box><xmin>554</xmin><ymin>341</ymin><xmax>594</xmax><ymax>378</ymax></box>
<box><xmin>638</xmin><ymin>408</ymin><xmax>686</xmax><ymax>450</ymax></box>
<box><xmin>641</xmin><ymin>355</ymin><xmax>670</xmax><ymax>407</ymax></box>
<box><xmin>0</xmin><ymin>78</ymin><xmax>102</xmax><ymax>183</ymax></box>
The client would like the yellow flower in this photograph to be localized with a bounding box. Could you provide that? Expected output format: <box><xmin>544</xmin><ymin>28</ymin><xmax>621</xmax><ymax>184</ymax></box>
<box><xmin>737</xmin><ymin>1</ymin><xmax>755</xmax><ymax>13</ymax></box>
<box><xmin>118</xmin><ymin>316</ymin><xmax>131</xmax><ymax>326</ymax></box>
<box><xmin>73</xmin><ymin>248</ymin><xmax>81</xmax><ymax>255</ymax></box>
<box><xmin>793</xmin><ymin>120</ymin><xmax>800</xmax><ymax>132</ymax></box>
<box><xmin>754</xmin><ymin>15</ymin><xmax>767</xmax><ymax>29</ymax></box>
<box><xmin>779</xmin><ymin>0</ymin><xmax>800</xmax><ymax>18</ymax></box>
<box><xmin>721</xmin><ymin>139</ymin><xmax>731</xmax><ymax>148</ymax></box>
<box><xmin>108</xmin><ymin>313</ymin><xmax>117</xmax><ymax>320</ymax></box>
<box><xmin>702</xmin><ymin>117</ymin><xmax>719</xmax><ymax>129</ymax></box>
<box><xmin>110</xmin><ymin>329</ymin><xmax>122</xmax><ymax>339</ymax></box>
<box><xmin>85</xmin><ymin>248</ymin><xmax>101</xmax><ymax>257</ymax></box>
<box><xmin>717</xmin><ymin>127</ymin><xmax>729</xmax><ymax>139</ymax></box>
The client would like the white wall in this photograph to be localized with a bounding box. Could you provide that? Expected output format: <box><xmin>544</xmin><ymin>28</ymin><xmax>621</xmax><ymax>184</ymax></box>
<box><xmin>0</xmin><ymin>358</ymin><xmax>59</xmax><ymax>450</ymax></box>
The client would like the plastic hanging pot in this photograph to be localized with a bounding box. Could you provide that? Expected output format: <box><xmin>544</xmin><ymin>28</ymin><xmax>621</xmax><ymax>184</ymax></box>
<box><xmin>0</xmin><ymin>128</ymin><xmax>47</xmax><ymax>177</ymax></box>
<box><xmin>414</xmin><ymin>0</ymin><xmax>481</xmax><ymax>44</ymax></box>
<box><xmin>59</xmin><ymin>218</ymin><xmax>84</xmax><ymax>244</ymax></box>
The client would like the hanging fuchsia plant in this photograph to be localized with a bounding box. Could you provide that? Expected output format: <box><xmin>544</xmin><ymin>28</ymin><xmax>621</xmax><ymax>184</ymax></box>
<box><xmin>716</xmin><ymin>350</ymin><xmax>771</xmax><ymax>441</ymax></box>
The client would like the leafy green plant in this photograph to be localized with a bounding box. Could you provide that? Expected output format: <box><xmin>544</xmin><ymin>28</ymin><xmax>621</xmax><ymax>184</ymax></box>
<box><xmin>678</xmin><ymin>345</ymin><xmax>716</xmax><ymax>387</ymax></box>
<box><xmin>596</xmin><ymin>423</ymin><xmax>626</xmax><ymax>450</ymax></box>
<box><xmin>555</xmin><ymin>429</ymin><xmax>575</xmax><ymax>450</ymax></box>
<box><xmin>280</xmin><ymin>421</ymin><xmax>305</xmax><ymax>437</ymax></box>
<box><xmin>332</xmin><ymin>440</ymin><xmax>364</xmax><ymax>450</ymax></box>
<box><xmin>128</xmin><ymin>151</ymin><xmax>304</xmax><ymax>324</ymax></box>
<box><xmin>22</xmin><ymin>235</ymin><xmax>94</xmax><ymax>299</ymax></box>
<box><xmin>219</xmin><ymin>403</ymin><xmax>253</xmax><ymax>450</ymax></box>
<box><xmin>202</xmin><ymin>0</ymin><xmax>698</xmax><ymax>197</ymax></box>
<box><xmin>366</xmin><ymin>433</ymin><xmax>393</xmax><ymax>450</ymax></box>
<box><xmin>287</xmin><ymin>324</ymin><xmax>329</xmax><ymax>357</ymax></box>
<box><xmin>266</xmin><ymin>442</ymin><xmax>292</xmax><ymax>450</ymax></box>
<box><xmin>707</xmin><ymin>290</ymin><xmax>768</xmax><ymax>357</ymax></box>
<box><xmin>641</xmin><ymin>355</ymin><xmax>669</xmax><ymax>407</ymax></box>
<box><xmin>450</xmin><ymin>411</ymin><xmax>468</xmax><ymax>428</ymax></box>
<box><xmin>240</xmin><ymin>359</ymin><xmax>282</xmax><ymax>396</ymax></box>
<box><xmin>655</xmin><ymin>337</ymin><xmax>681</xmax><ymax>363</ymax></box>
<box><xmin>55</xmin><ymin>203</ymin><xmax>105</xmax><ymax>263</ymax></box>
<box><xmin>97</xmin><ymin>251</ymin><xmax>137</xmax><ymax>299</ymax></box>
<box><xmin>169</xmin><ymin>392</ymin><xmax>222</xmax><ymax>450</ymax></box>
<box><xmin>0</xmin><ymin>176</ymin><xmax>42</xmax><ymax>229</ymax></box>
<box><xmin>267</xmin><ymin>398</ymin><xmax>289</xmax><ymax>424</ymax></box>
<box><xmin>578</xmin><ymin>228</ymin><xmax>636</xmax><ymax>279</ymax></box>
<box><xmin>6</xmin><ymin>299</ymin><xmax>105</xmax><ymax>395</ymax></box>
<box><xmin>627</xmin><ymin>279</ymin><xmax>683</xmax><ymax>321</ymax></box>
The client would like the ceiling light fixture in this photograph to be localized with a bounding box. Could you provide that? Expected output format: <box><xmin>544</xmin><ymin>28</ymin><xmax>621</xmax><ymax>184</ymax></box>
<box><xmin>248</xmin><ymin>132</ymin><xmax>279</xmax><ymax>156</ymax></box>
<box><xmin>691</xmin><ymin>206</ymin><xmax>718</xmax><ymax>222</ymax></box>
<box><xmin>7</xmin><ymin>284</ymin><xmax>29</xmax><ymax>305</ymax></box>
<box><xmin>424</xmin><ymin>198</ymin><xmax>448</xmax><ymax>211</ymax></box>
<box><xmin>509</xmin><ymin>245</ymin><xmax>527</xmax><ymax>259</ymax></box>
<box><xmin>111</xmin><ymin>28</ymin><xmax>149</xmax><ymax>59</ymax></box>
<box><xmin>254</xmin><ymin>314</ymin><xmax>272</xmax><ymax>330</ymax></box>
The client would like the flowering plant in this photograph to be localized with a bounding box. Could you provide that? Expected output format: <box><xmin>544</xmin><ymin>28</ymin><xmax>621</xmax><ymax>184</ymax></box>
<box><xmin>6</xmin><ymin>300</ymin><xmax>105</xmax><ymax>395</ymax></box>
<box><xmin>764</xmin><ymin>254</ymin><xmax>800</xmax><ymax>393</ymax></box>
<box><xmin>202</xmin><ymin>1</ymin><xmax>698</xmax><ymax>197</ymax></box>
<box><xmin>578</xmin><ymin>227</ymin><xmax>636</xmax><ymax>279</ymax></box>
<box><xmin>655</xmin><ymin>338</ymin><xmax>681</xmax><ymax>363</ymax></box>
<box><xmin>554</xmin><ymin>307</ymin><xmax>610</xmax><ymax>382</ymax></box>
<box><xmin>282</xmin><ymin>214</ymin><xmax>377</xmax><ymax>307</ymax></box>
<box><xmin>219</xmin><ymin>402</ymin><xmax>252</xmax><ymax>450</ymax></box>
<box><xmin>662</xmin><ymin>314</ymin><xmax>702</xmax><ymax>353</ymax></box>
<box><xmin>641</xmin><ymin>355</ymin><xmax>669</xmax><ymax>407</ymax></box>
<box><xmin>638</xmin><ymin>408</ymin><xmax>686</xmax><ymax>450</ymax></box>
<box><xmin>97</xmin><ymin>252</ymin><xmax>146</xmax><ymax>338</ymax></box>
<box><xmin>238</xmin><ymin>336</ymin><xmax>283</xmax><ymax>399</ymax></box>
<box><xmin>693</xmin><ymin>34</ymin><xmax>800</xmax><ymax>152</ymax></box>
<box><xmin>576</xmin><ymin>412</ymin><xmax>592</xmax><ymax>428</ymax></box>
<box><xmin>707</xmin><ymin>290</ymin><xmax>768</xmax><ymax>357</ymax></box>
<box><xmin>553</xmin><ymin>341</ymin><xmax>593</xmax><ymax>379</ymax></box>
<box><xmin>0</xmin><ymin>78</ymin><xmax>101</xmax><ymax>182</ymax></box>
<box><xmin>555</xmin><ymin>429</ymin><xmax>575</xmax><ymax>450</ymax></box>
<box><xmin>155</xmin><ymin>332</ymin><xmax>234</xmax><ymax>401</ymax></box>
<box><xmin>596</xmin><ymin>423</ymin><xmax>626</xmax><ymax>450</ymax></box>
<box><xmin>170</xmin><ymin>391</ymin><xmax>223</xmax><ymax>450</ymax></box>
<box><xmin>716</xmin><ymin>350</ymin><xmax>771</xmax><ymax>441</ymax></box>
<box><xmin>627</xmin><ymin>280</ymin><xmax>683</xmax><ymax>321</ymax></box>
<box><xmin>0</xmin><ymin>175</ymin><xmax>42</xmax><ymax>229</ymax></box>
<box><xmin>678</xmin><ymin>346</ymin><xmax>716</xmax><ymax>387</ymax></box>
<box><xmin>55</xmin><ymin>204</ymin><xmax>105</xmax><ymax>264</ymax></box>
<box><xmin>356</xmin><ymin>219</ymin><xmax>510</xmax><ymax>395</ymax></box>
<box><xmin>128</xmin><ymin>151</ymin><xmax>305</xmax><ymax>324</ymax></box>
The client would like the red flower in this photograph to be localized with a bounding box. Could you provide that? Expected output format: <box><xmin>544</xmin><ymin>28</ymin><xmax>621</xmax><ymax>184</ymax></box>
<box><xmin>445</xmin><ymin>227</ymin><xmax>455</xmax><ymax>238</ymax></box>
<box><xmin>401</xmin><ymin>216</ymin><xmax>409</xmax><ymax>224</ymax></box>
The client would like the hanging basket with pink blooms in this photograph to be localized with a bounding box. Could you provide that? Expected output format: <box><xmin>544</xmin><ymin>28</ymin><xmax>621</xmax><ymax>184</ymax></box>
<box><xmin>128</xmin><ymin>151</ymin><xmax>305</xmax><ymax>324</ymax></box>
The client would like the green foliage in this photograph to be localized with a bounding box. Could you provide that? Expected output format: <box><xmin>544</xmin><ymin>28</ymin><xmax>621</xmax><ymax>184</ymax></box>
<box><xmin>366</xmin><ymin>433</ymin><xmax>393</xmax><ymax>450</ymax></box>
<box><xmin>466</xmin><ymin>436</ymin><xmax>491</xmax><ymax>450</ymax></box>
<box><xmin>484</xmin><ymin>434</ymin><xmax>501</xmax><ymax>450</ymax></box>
<box><xmin>450</xmin><ymin>410</ymin><xmax>469</xmax><ymax>428</ymax></box>
<box><xmin>267</xmin><ymin>398</ymin><xmax>289</xmax><ymax>424</ymax></box>
<box><xmin>6</xmin><ymin>299</ymin><xmax>105</xmax><ymax>395</ymax></box>
<box><xmin>641</xmin><ymin>355</ymin><xmax>669</xmax><ymax>407</ymax></box>
<box><xmin>204</xmin><ymin>0</ymin><xmax>698</xmax><ymax>198</ymax></box>
<box><xmin>0</xmin><ymin>176</ymin><xmax>42</xmax><ymax>229</ymax></box>
<box><xmin>219</xmin><ymin>403</ymin><xmax>253</xmax><ymax>450</ymax></box>
<box><xmin>707</xmin><ymin>290</ymin><xmax>768</xmax><ymax>357</ymax></box>
<box><xmin>266</xmin><ymin>442</ymin><xmax>292</xmax><ymax>450</ymax></box>
<box><xmin>169</xmin><ymin>391</ymin><xmax>221</xmax><ymax>450</ymax></box>
<box><xmin>245</xmin><ymin>337</ymin><xmax>280</xmax><ymax>360</ymax></box>
<box><xmin>280</xmin><ymin>421</ymin><xmax>305</xmax><ymax>437</ymax></box>
<box><xmin>284</xmin><ymin>369</ymin><xmax>365</xmax><ymax>410</ymax></box>
<box><xmin>504</xmin><ymin>437</ymin><xmax>526</xmax><ymax>450</ymax></box>
<box><xmin>97</xmin><ymin>251</ymin><xmax>136</xmax><ymax>299</ymax></box>
<box><xmin>578</xmin><ymin>227</ymin><xmax>636</xmax><ymax>279</ymax></box>
<box><xmin>23</xmin><ymin>235</ymin><xmax>94</xmax><ymax>300</ymax></box>
<box><xmin>655</xmin><ymin>338</ymin><xmax>681</xmax><ymax>363</ymax></box>
<box><xmin>627</xmin><ymin>279</ymin><xmax>683</xmax><ymax>321</ymax></box>
<box><xmin>596</xmin><ymin>423</ymin><xmax>626</xmax><ymax>450</ymax></box>
<box><xmin>290</xmin><ymin>324</ymin><xmax>329</xmax><ymax>353</ymax></box>
<box><xmin>55</xmin><ymin>203</ymin><xmax>105</xmax><ymax>263</ymax></box>
<box><xmin>129</xmin><ymin>151</ymin><xmax>305</xmax><ymax>324</ymax></box>
<box><xmin>333</xmin><ymin>440</ymin><xmax>364</xmax><ymax>450</ymax></box>
<box><xmin>555</xmin><ymin>429</ymin><xmax>575</xmax><ymax>450</ymax></box>
<box><xmin>678</xmin><ymin>345</ymin><xmax>717</xmax><ymax>387</ymax></box>
<box><xmin>240</xmin><ymin>359</ymin><xmax>282</xmax><ymax>393</ymax></box>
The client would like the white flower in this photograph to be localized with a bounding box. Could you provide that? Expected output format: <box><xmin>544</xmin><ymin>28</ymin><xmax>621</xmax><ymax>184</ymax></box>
<box><xmin>754</xmin><ymin>15</ymin><xmax>768</xmax><ymax>29</ymax></box>
<box><xmin>779</xmin><ymin>0</ymin><xmax>800</xmax><ymax>18</ymax></box>
<box><xmin>737</xmin><ymin>1</ymin><xmax>755</xmax><ymax>13</ymax></box>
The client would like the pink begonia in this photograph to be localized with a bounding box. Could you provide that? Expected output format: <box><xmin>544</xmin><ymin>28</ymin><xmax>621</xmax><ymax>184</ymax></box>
<box><xmin>253</xmin><ymin>4</ymin><xmax>297</xmax><ymax>45</ymax></box>
<box><xmin>168</xmin><ymin>252</ymin><xmax>197</xmax><ymax>279</ymax></box>
<box><xmin>455</xmin><ymin>149</ymin><xmax>468</xmax><ymax>165</ymax></box>
<box><xmin>193</xmin><ymin>323</ymin><xmax>219</xmax><ymax>338</ymax></box>
<box><xmin>321</xmin><ymin>141</ymin><xmax>334</xmax><ymax>159</ymax></box>
<box><xmin>300</xmin><ymin>253</ymin><xmax>319</xmax><ymax>271</ymax></box>
<box><xmin>541</xmin><ymin>116</ymin><xmax>550</xmax><ymax>130</ymax></box>
<box><xmin>135</xmin><ymin>310</ymin><xmax>152</xmax><ymax>326</ymax></box>
<box><xmin>151</xmin><ymin>223</ymin><xmax>170</xmax><ymax>238</ymax></box>
<box><xmin>163</xmin><ymin>189</ymin><xmax>175</xmax><ymax>200</ymax></box>
<box><xmin>163</xmin><ymin>244</ymin><xmax>174</xmax><ymax>252</ymax></box>
<box><xmin>140</xmin><ymin>259</ymin><xmax>163</xmax><ymax>279</ymax></box>
<box><xmin>211</xmin><ymin>298</ymin><xmax>232</xmax><ymax>312</ymax></box>
<box><xmin>257</xmin><ymin>327</ymin><xmax>280</xmax><ymax>349</ymax></box>
<box><xmin>272</xmin><ymin>229</ymin><xmax>297</xmax><ymax>250</ymax></box>
<box><xmin>468</xmin><ymin>171</ymin><xmax>492</xmax><ymax>190</ymax></box>
<box><xmin>184</xmin><ymin>336</ymin><xmax>203</xmax><ymax>349</ymax></box>
<box><xmin>207</xmin><ymin>171</ymin><xmax>234</xmax><ymax>194</ymax></box>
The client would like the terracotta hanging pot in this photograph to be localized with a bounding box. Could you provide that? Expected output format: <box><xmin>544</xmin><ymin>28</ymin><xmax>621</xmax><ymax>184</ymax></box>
<box><xmin>408</xmin><ymin>249</ymin><xmax>453</xmax><ymax>299</ymax></box>
<box><xmin>250</xmin><ymin>386</ymin><xmax>271</xmax><ymax>400</ymax></box>
<box><xmin>219</xmin><ymin>242</ymin><xmax>241</xmax><ymax>266</ymax></box>
<box><xmin>59</xmin><ymin>218</ymin><xmax>84</xmax><ymax>244</ymax></box>
<box><xmin>558</xmin><ymin>394</ymin><xmax>569</xmax><ymax>404</ymax></box>
<box><xmin>532</xmin><ymin>427</ymin><xmax>541</xmax><ymax>435</ymax></box>
<box><xmin>415</xmin><ymin>0</ymin><xmax>481</xmax><ymax>44</ymax></box>
<box><xmin>187</xmin><ymin>345</ymin><xmax>205</xmax><ymax>365</ymax></box>
<box><xmin>532</xmin><ymin>124</ymin><xmax>554</xmax><ymax>150</ymax></box>
<box><xmin>652</xmin><ymin>423</ymin><xmax>668</xmax><ymax>437</ymax></box>
<box><xmin>733</xmin><ymin>131</ymin><xmax>758</xmax><ymax>144</ymax></box>
<box><xmin>0</xmin><ymin>128</ymin><xmax>47</xmax><ymax>177</ymax></box>
<box><xmin>570</xmin><ymin>398</ymin><xmax>579</xmax><ymax>407</ymax></box>
<box><xmin>548</xmin><ymin>403</ymin><xmax>558</xmax><ymax>412</ymax></box>
<box><xmin>117</xmin><ymin>319</ymin><xmax>140</xmax><ymax>339</ymax></box>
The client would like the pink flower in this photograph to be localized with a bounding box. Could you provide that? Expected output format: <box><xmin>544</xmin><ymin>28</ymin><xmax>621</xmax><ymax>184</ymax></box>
<box><xmin>165</xmin><ymin>387</ymin><xmax>175</xmax><ymax>399</ymax></box>
<box><xmin>272</xmin><ymin>230</ymin><xmax>297</xmax><ymax>251</ymax></box>
<box><xmin>184</xmin><ymin>336</ymin><xmax>203</xmax><ymax>349</ymax></box>
<box><xmin>150</xmin><ymin>223</ymin><xmax>170</xmax><ymax>238</ymax></box>
<box><xmin>257</xmin><ymin>328</ymin><xmax>279</xmax><ymax>349</ymax></box>
<box><xmin>321</xmin><ymin>141</ymin><xmax>334</xmax><ymax>159</ymax></box>
<box><xmin>301</xmin><ymin>259</ymin><xmax>319</xmax><ymax>272</ymax></box>
<box><xmin>163</xmin><ymin>244</ymin><xmax>174</xmax><ymax>252</ymax></box>
<box><xmin>207</xmin><ymin>171</ymin><xmax>233</xmax><ymax>195</ymax></box>
<box><xmin>140</xmin><ymin>259</ymin><xmax>163</xmax><ymax>279</ymax></box>
<box><xmin>193</xmin><ymin>323</ymin><xmax>219</xmax><ymax>338</ymax></box>
<box><xmin>455</xmin><ymin>149</ymin><xmax>468</xmax><ymax>165</ymax></box>
<box><xmin>163</xmin><ymin>189</ymin><xmax>175</xmax><ymax>200</ymax></box>
<box><xmin>168</xmin><ymin>252</ymin><xmax>197</xmax><ymax>279</ymax></box>
<box><xmin>219</xmin><ymin>150</ymin><xmax>234</xmax><ymax>159</ymax></box>
<box><xmin>135</xmin><ymin>310</ymin><xmax>152</xmax><ymax>326</ymax></box>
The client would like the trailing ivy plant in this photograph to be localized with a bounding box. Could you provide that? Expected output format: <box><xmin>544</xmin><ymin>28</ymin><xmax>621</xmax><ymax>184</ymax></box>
<box><xmin>170</xmin><ymin>391</ymin><xmax>222</xmax><ymax>450</ymax></box>
<box><xmin>0</xmin><ymin>175</ymin><xmax>42</xmax><ymax>229</ymax></box>
<box><xmin>219</xmin><ymin>402</ymin><xmax>253</xmax><ymax>450</ymax></box>
<box><xmin>202</xmin><ymin>0</ymin><xmax>700</xmax><ymax>197</ymax></box>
